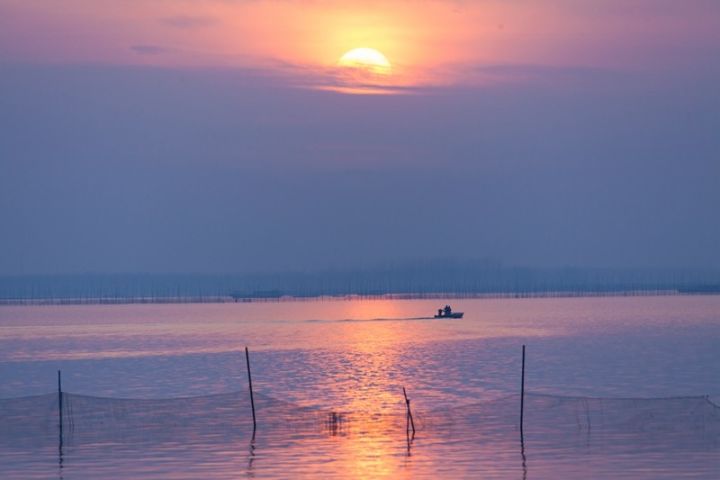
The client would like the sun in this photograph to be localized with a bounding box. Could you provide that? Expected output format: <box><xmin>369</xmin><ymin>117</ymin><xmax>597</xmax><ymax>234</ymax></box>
<box><xmin>338</xmin><ymin>48</ymin><xmax>392</xmax><ymax>75</ymax></box>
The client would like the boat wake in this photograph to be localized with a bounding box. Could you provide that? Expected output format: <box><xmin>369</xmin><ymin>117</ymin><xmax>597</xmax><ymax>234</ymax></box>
<box><xmin>304</xmin><ymin>316</ymin><xmax>440</xmax><ymax>324</ymax></box>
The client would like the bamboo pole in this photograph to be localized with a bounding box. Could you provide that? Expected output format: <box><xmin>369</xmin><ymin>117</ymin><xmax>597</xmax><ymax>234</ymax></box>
<box><xmin>57</xmin><ymin>370</ymin><xmax>63</xmax><ymax>440</ymax></box>
<box><xmin>403</xmin><ymin>387</ymin><xmax>416</xmax><ymax>434</ymax></box>
<box><xmin>245</xmin><ymin>347</ymin><xmax>257</xmax><ymax>431</ymax></box>
<box><xmin>520</xmin><ymin>345</ymin><xmax>526</xmax><ymax>434</ymax></box>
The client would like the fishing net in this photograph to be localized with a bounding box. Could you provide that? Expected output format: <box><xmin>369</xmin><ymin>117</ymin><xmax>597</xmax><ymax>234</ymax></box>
<box><xmin>1</xmin><ymin>389</ymin><xmax>718</xmax><ymax>450</ymax></box>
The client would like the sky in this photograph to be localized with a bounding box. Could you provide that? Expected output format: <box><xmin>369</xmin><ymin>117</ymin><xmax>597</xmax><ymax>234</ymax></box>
<box><xmin>1</xmin><ymin>0</ymin><xmax>719</xmax><ymax>274</ymax></box>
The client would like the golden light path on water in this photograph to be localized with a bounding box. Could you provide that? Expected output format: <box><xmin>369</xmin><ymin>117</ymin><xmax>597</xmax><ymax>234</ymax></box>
<box><xmin>1</xmin><ymin>297</ymin><xmax>719</xmax><ymax>478</ymax></box>
<box><xmin>0</xmin><ymin>296</ymin><xmax>715</xmax><ymax>362</ymax></box>
<box><xmin>329</xmin><ymin>300</ymin><xmax>405</xmax><ymax>478</ymax></box>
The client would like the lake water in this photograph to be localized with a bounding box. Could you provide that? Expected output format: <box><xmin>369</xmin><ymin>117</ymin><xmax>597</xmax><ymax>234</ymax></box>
<box><xmin>1</xmin><ymin>295</ymin><xmax>719</xmax><ymax>478</ymax></box>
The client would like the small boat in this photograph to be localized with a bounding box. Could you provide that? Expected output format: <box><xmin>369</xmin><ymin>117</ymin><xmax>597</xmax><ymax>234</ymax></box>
<box><xmin>434</xmin><ymin>305</ymin><xmax>464</xmax><ymax>319</ymax></box>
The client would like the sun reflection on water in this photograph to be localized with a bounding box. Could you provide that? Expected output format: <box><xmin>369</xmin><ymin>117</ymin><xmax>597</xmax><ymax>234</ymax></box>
<box><xmin>2</xmin><ymin>297</ymin><xmax>720</xmax><ymax>478</ymax></box>
<box><xmin>311</xmin><ymin>300</ymin><xmax>416</xmax><ymax>477</ymax></box>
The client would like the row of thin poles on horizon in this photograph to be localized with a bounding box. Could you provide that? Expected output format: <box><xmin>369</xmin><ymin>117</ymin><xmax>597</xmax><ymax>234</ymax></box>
<box><xmin>55</xmin><ymin>345</ymin><xmax>528</xmax><ymax>444</ymax></box>
<box><xmin>8</xmin><ymin>288</ymin><xmax>686</xmax><ymax>305</ymax></box>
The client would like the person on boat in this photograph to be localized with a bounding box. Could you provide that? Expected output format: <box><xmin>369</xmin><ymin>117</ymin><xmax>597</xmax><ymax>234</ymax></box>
<box><xmin>444</xmin><ymin>305</ymin><xmax>452</xmax><ymax>316</ymax></box>
<box><xmin>438</xmin><ymin>308</ymin><xmax>444</xmax><ymax>317</ymax></box>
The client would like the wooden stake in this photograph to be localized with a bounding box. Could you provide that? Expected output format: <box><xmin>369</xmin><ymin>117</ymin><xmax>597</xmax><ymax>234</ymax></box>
<box><xmin>57</xmin><ymin>370</ymin><xmax>63</xmax><ymax>439</ymax></box>
<box><xmin>403</xmin><ymin>387</ymin><xmax>416</xmax><ymax>434</ymax></box>
<box><xmin>245</xmin><ymin>347</ymin><xmax>257</xmax><ymax>431</ymax></box>
<box><xmin>520</xmin><ymin>345</ymin><xmax>526</xmax><ymax>434</ymax></box>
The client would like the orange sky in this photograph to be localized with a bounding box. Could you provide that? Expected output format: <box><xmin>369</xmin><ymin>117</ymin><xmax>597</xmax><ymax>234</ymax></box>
<box><xmin>2</xmin><ymin>0</ymin><xmax>717</xmax><ymax>92</ymax></box>
<box><xmin>0</xmin><ymin>1</ymin><xmax>719</xmax><ymax>273</ymax></box>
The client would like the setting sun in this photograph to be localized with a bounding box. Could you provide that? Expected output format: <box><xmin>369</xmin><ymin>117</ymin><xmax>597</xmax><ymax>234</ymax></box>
<box><xmin>338</xmin><ymin>48</ymin><xmax>392</xmax><ymax>75</ymax></box>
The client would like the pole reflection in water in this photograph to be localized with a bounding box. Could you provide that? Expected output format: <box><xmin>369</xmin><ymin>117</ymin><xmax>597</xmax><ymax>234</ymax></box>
<box><xmin>0</xmin><ymin>372</ymin><xmax>718</xmax><ymax>479</ymax></box>
<box><xmin>2</xmin><ymin>298</ymin><xmax>720</xmax><ymax>479</ymax></box>
<box><xmin>520</xmin><ymin>432</ymin><xmax>527</xmax><ymax>480</ymax></box>
<box><xmin>247</xmin><ymin>430</ymin><xmax>256</xmax><ymax>477</ymax></box>
<box><xmin>405</xmin><ymin>420</ymin><xmax>415</xmax><ymax>458</ymax></box>
<box><xmin>58</xmin><ymin>434</ymin><xmax>64</xmax><ymax>480</ymax></box>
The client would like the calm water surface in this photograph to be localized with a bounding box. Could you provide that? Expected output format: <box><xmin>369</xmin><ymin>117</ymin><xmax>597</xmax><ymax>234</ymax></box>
<box><xmin>1</xmin><ymin>295</ymin><xmax>719</xmax><ymax>478</ymax></box>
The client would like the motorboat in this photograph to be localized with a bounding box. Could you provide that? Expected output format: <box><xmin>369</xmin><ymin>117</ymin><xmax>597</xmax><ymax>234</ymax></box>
<box><xmin>434</xmin><ymin>305</ymin><xmax>464</xmax><ymax>319</ymax></box>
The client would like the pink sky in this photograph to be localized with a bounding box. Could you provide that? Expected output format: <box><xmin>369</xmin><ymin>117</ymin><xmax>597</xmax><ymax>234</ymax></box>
<box><xmin>2</xmin><ymin>0</ymin><xmax>718</xmax><ymax>90</ymax></box>
<box><xmin>0</xmin><ymin>1</ymin><xmax>719</xmax><ymax>273</ymax></box>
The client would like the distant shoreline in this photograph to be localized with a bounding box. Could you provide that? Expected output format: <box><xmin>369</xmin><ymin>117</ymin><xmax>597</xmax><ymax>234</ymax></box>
<box><xmin>2</xmin><ymin>289</ymin><xmax>718</xmax><ymax>306</ymax></box>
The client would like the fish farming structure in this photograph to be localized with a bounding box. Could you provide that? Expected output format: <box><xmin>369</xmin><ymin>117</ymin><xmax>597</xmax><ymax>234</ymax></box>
<box><xmin>2</xmin><ymin>389</ymin><xmax>718</xmax><ymax>449</ymax></box>
<box><xmin>2</xmin><ymin>349</ymin><xmax>719</xmax><ymax>479</ymax></box>
<box><xmin>2</xmin><ymin>265</ymin><xmax>720</xmax><ymax>305</ymax></box>
<box><xmin>2</xmin><ymin>350</ymin><xmax>718</xmax><ymax>455</ymax></box>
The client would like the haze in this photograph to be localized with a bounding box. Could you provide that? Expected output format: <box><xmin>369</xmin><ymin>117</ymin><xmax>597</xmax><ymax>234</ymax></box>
<box><xmin>1</xmin><ymin>0</ymin><xmax>719</xmax><ymax>275</ymax></box>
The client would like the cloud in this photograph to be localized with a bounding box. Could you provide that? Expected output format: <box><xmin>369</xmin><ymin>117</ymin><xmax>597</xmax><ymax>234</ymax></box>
<box><xmin>468</xmin><ymin>63</ymin><xmax>624</xmax><ymax>83</ymax></box>
<box><xmin>475</xmin><ymin>63</ymin><xmax>605</xmax><ymax>77</ymax></box>
<box><xmin>130</xmin><ymin>45</ymin><xmax>175</xmax><ymax>55</ymax></box>
<box><xmin>160</xmin><ymin>16</ymin><xmax>218</xmax><ymax>29</ymax></box>
<box><xmin>1</xmin><ymin>61</ymin><xmax>719</xmax><ymax>274</ymax></box>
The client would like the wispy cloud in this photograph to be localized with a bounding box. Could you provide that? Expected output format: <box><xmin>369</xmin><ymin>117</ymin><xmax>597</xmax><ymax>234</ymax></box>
<box><xmin>130</xmin><ymin>45</ymin><xmax>176</xmax><ymax>55</ymax></box>
<box><xmin>160</xmin><ymin>16</ymin><xmax>218</xmax><ymax>29</ymax></box>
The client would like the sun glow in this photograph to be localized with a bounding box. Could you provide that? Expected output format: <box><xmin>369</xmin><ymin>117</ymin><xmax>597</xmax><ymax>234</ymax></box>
<box><xmin>338</xmin><ymin>48</ymin><xmax>392</xmax><ymax>75</ymax></box>
<box><xmin>332</xmin><ymin>47</ymin><xmax>396</xmax><ymax>94</ymax></box>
